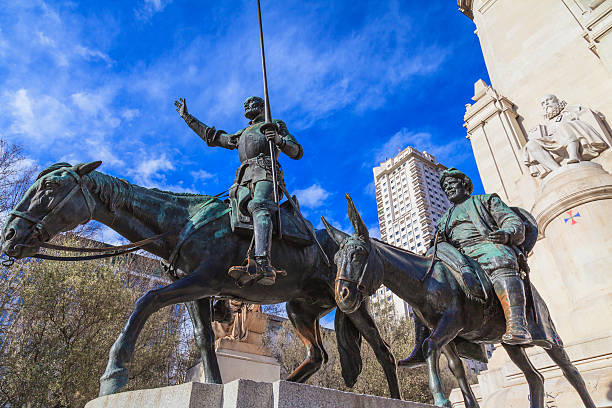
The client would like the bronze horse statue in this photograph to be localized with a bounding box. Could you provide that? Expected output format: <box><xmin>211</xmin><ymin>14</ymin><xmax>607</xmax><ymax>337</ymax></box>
<box><xmin>322</xmin><ymin>195</ymin><xmax>595</xmax><ymax>408</ymax></box>
<box><xmin>0</xmin><ymin>162</ymin><xmax>401</xmax><ymax>398</ymax></box>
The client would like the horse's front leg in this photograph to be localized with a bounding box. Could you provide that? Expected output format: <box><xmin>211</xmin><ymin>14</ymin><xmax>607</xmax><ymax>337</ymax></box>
<box><xmin>424</xmin><ymin>310</ymin><xmax>463</xmax><ymax>407</ymax></box>
<box><xmin>185</xmin><ymin>298</ymin><xmax>222</xmax><ymax>383</ymax></box>
<box><xmin>99</xmin><ymin>273</ymin><xmax>212</xmax><ymax>396</ymax></box>
<box><xmin>348</xmin><ymin>301</ymin><xmax>401</xmax><ymax>399</ymax></box>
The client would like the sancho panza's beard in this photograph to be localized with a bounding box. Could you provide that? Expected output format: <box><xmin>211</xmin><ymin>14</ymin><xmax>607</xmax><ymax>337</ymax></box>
<box><xmin>545</xmin><ymin>100</ymin><xmax>566</xmax><ymax>120</ymax></box>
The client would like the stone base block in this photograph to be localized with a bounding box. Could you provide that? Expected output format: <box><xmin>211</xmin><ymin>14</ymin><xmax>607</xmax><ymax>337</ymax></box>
<box><xmin>450</xmin><ymin>336</ymin><xmax>612</xmax><ymax>407</ymax></box>
<box><xmin>186</xmin><ymin>346</ymin><xmax>280</xmax><ymax>384</ymax></box>
<box><xmin>84</xmin><ymin>382</ymin><xmax>223</xmax><ymax>408</ymax></box>
<box><xmin>86</xmin><ymin>379</ymin><xmax>436</xmax><ymax>408</ymax></box>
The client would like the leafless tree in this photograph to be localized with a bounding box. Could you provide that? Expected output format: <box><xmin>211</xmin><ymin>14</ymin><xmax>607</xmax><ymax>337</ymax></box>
<box><xmin>0</xmin><ymin>139</ymin><xmax>37</xmax><ymax>217</ymax></box>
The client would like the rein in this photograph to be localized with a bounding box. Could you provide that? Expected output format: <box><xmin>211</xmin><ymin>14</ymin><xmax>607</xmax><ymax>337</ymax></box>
<box><xmin>5</xmin><ymin>168</ymin><xmax>169</xmax><ymax>264</ymax></box>
<box><xmin>14</xmin><ymin>232</ymin><xmax>170</xmax><ymax>262</ymax></box>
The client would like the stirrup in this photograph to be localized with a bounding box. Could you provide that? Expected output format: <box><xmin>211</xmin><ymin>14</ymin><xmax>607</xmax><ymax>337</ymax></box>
<box><xmin>502</xmin><ymin>325</ymin><xmax>532</xmax><ymax>345</ymax></box>
<box><xmin>254</xmin><ymin>257</ymin><xmax>286</xmax><ymax>286</ymax></box>
<box><xmin>228</xmin><ymin>258</ymin><xmax>259</xmax><ymax>287</ymax></box>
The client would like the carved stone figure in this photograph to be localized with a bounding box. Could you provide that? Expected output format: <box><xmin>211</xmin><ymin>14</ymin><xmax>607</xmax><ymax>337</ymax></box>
<box><xmin>523</xmin><ymin>94</ymin><xmax>608</xmax><ymax>177</ymax></box>
<box><xmin>212</xmin><ymin>300</ymin><xmax>262</xmax><ymax>344</ymax></box>
<box><xmin>175</xmin><ymin>97</ymin><xmax>303</xmax><ymax>285</ymax></box>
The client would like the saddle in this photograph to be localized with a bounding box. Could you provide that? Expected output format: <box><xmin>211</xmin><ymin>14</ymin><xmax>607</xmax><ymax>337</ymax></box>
<box><xmin>426</xmin><ymin>242</ymin><xmax>493</xmax><ymax>304</ymax></box>
<box><xmin>228</xmin><ymin>185</ymin><xmax>313</xmax><ymax>247</ymax></box>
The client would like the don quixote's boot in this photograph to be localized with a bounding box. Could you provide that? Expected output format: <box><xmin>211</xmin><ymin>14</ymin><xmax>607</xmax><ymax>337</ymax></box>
<box><xmin>493</xmin><ymin>272</ymin><xmax>532</xmax><ymax>345</ymax></box>
<box><xmin>250</xmin><ymin>207</ymin><xmax>285</xmax><ymax>286</ymax></box>
<box><xmin>228</xmin><ymin>207</ymin><xmax>286</xmax><ymax>286</ymax></box>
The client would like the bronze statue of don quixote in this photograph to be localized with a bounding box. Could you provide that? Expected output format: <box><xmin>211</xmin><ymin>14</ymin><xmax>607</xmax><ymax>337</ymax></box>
<box><xmin>0</xmin><ymin>2</ymin><xmax>596</xmax><ymax>408</ymax></box>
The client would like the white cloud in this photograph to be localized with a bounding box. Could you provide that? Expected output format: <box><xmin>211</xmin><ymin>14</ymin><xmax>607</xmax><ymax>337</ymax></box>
<box><xmin>121</xmin><ymin>109</ymin><xmax>140</xmax><ymax>121</ymax></box>
<box><xmin>294</xmin><ymin>184</ymin><xmax>330</xmax><ymax>209</ymax></box>
<box><xmin>74</xmin><ymin>45</ymin><xmax>113</xmax><ymax>65</ymax></box>
<box><xmin>85</xmin><ymin>139</ymin><xmax>125</xmax><ymax>168</ymax></box>
<box><xmin>190</xmin><ymin>170</ymin><xmax>215</xmax><ymax>183</ymax></box>
<box><xmin>130</xmin><ymin>153</ymin><xmax>175</xmax><ymax>188</ymax></box>
<box><xmin>374</xmin><ymin>129</ymin><xmax>471</xmax><ymax>166</ymax></box>
<box><xmin>72</xmin><ymin>91</ymin><xmax>111</xmax><ymax>115</ymax></box>
<box><xmin>7</xmin><ymin>89</ymin><xmax>72</xmax><ymax>144</ymax></box>
<box><xmin>364</xmin><ymin>181</ymin><xmax>375</xmax><ymax>197</ymax></box>
<box><xmin>135</xmin><ymin>0</ymin><xmax>173</xmax><ymax>20</ymax></box>
<box><xmin>368</xmin><ymin>225</ymin><xmax>381</xmax><ymax>239</ymax></box>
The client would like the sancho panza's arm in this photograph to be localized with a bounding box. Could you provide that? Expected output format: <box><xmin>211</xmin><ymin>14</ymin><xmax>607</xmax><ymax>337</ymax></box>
<box><xmin>487</xmin><ymin>194</ymin><xmax>525</xmax><ymax>246</ymax></box>
<box><xmin>183</xmin><ymin>112</ymin><xmax>240</xmax><ymax>150</ymax></box>
<box><xmin>274</xmin><ymin>119</ymin><xmax>303</xmax><ymax>160</ymax></box>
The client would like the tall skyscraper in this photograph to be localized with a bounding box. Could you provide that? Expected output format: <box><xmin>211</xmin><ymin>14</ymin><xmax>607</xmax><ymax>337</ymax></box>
<box><xmin>370</xmin><ymin>146</ymin><xmax>451</xmax><ymax>318</ymax></box>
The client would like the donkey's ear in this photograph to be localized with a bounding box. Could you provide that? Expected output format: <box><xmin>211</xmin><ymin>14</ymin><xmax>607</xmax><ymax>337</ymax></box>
<box><xmin>321</xmin><ymin>216</ymin><xmax>348</xmax><ymax>245</ymax></box>
<box><xmin>75</xmin><ymin>161</ymin><xmax>102</xmax><ymax>176</ymax></box>
<box><xmin>346</xmin><ymin>194</ymin><xmax>369</xmax><ymax>241</ymax></box>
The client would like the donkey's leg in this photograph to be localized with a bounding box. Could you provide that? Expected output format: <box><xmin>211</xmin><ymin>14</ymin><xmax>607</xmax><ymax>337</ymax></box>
<box><xmin>502</xmin><ymin>344</ymin><xmax>544</xmax><ymax>408</ymax></box>
<box><xmin>285</xmin><ymin>299</ymin><xmax>332</xmax><ymax>383</ymax></box>
<box><xmin>442</xmin><ymin>342</ymin><xmax>479</xmax><ymax>408</ymax></box>
<box><xmin>545</xmin><ymin>345</ymin><xmax>595</xmax><ymax>408</ymax></box>
<box><xmin>99</xmin><ymin>273</ymin><xmax>212</xmax><ymax>396</ymax></box>
<box><xmin>185</xmin><ymin>298</ymin><xmax>222</xmax><ymax>384</ymax></box>
<box><xmin>347</xmin><ymin>301</ymin><xmax>401</xmax><ymax>399</ymax></box>
<box><xmin>423</xmin><ymin>311</ymin><xmax>463</xmax><ymax>408</ymax></box>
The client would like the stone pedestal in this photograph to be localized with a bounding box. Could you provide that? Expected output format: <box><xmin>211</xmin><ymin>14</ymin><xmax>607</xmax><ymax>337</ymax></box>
<box><xmin>185</xmin><ymin>339</ymin><xmax>281</xmax><ymax>384</ymax></box>
<box><xmin>186</xmin><ymin>307</ymin><xmax>281</xmax><ymax>384</ymax></box>
<box><xmin>85</xmin><ymin>379</ymin><xmax>436</xmax><ymax>408</ymax></box>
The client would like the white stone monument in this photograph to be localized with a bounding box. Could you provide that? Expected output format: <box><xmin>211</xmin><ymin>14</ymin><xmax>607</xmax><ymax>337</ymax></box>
<box><xmin>85</xmin><ymin>379</ymin><xmax>437</xmax><ymax>408</ymax></box>
<box><xmin>452</xmin><ymin>1</ymin><xmax>612</xmax><ymax>406</ymax></box>
<box><xmin>185</xmin><ymin>301</ymin><xmax>281</xmax><ymax>384</ymax></box>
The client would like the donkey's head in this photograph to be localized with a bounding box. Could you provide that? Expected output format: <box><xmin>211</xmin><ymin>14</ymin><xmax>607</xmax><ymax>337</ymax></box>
<box><xmin>1</xmin><ymin>161</ymin><xmax>101</xmax><ymax>260</ymax></box>
<box><xmin>322</xmin><ymin>194</ymin><xmax>382</xmax><ymax>314</ymax></box>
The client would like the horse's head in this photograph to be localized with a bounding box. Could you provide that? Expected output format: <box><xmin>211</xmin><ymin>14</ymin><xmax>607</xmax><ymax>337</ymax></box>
<box><xmin>1</xmin><ymin>161</ymin><xmax>102</xmax><ymax>260</ymax></box>
<box><xmin>322</xmin><ymin>194</ymin><xmax>382</xmax><ymax>314</ymax></box>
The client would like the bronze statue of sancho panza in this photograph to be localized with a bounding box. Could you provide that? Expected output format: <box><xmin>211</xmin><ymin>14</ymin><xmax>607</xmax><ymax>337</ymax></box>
<box><xmin>401</xmin><ymin>167</ymin><xmax>534</xmax><ymax>367</ymax></box>
<box><xmin>175</xmin><ymin>97</ymin><xmax>302</xmax><ymax>285</ymax></box>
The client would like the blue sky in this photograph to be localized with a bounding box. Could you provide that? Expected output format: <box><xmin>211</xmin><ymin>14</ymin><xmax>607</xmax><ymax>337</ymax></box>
<box><xmin>0</xmin><ymin>1</ymin><xmax>489</xmax><ymax>324</ymax></box>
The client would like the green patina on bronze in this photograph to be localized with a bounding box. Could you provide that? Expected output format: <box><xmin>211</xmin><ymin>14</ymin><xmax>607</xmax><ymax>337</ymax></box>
<box><xmin>324</xmin><ymin>180</ymin><xmax>595</xmax><ymax>408</ymax></box>
<box><xmin>0</xmin><ymin>160</ymin><xmax>401</xmax><ymax>399</ymax></box>
<box><xmin>174</xmin><ymin>96</ymin><xmax>304</xmax><ymax>286</ymax></box>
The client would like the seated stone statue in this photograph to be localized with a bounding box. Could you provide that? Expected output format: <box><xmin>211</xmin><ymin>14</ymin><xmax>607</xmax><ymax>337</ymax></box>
<box><xmin>523</xmin><ymin>94</ymin><xmax>608</xmax><ymax>178</ymax></box>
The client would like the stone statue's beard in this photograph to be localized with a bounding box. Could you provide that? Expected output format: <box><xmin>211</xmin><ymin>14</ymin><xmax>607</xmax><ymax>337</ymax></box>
<box><xmin>544</xmin><ymin>101</ymin><xmax>566</xmax><ymax>119</ymax></box>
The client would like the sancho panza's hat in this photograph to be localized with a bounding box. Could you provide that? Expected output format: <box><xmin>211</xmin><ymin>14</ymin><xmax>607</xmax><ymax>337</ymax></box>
<box><xmin>439</xmin><ymin>168</ymin><xmax>473</xmax><ymax>195</ymax></box>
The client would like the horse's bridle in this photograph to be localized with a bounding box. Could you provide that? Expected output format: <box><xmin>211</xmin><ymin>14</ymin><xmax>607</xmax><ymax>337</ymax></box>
<box><xmin>2</xmin><ymin>168</ymin><xmax>168</xmax><ymax>267</ymax></box>
<box><xmin>334</xmin><ymin>240</ymin><xmax>376</xmax><ymax>295</ymax></box>
<box><xmin>10</xmin><ymin>168</ymin><xmax>95</xmax><ymax>242</ymax></box>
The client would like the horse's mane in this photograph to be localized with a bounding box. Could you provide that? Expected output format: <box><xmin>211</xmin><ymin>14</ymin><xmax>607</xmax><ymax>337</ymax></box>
<box><xmin>150</xmin><ymin>188</ymin><xmax>205</xmax><ymax>198</ymax></box>
<box><xmin>371</xmin><ymin>237</ymin><xmax>429</xmax><ymax>260</ymax></box>
<box><xmin>39</xmin><ymin>163</ymin><xmax>218</xmax><ymax>213</ymax></box>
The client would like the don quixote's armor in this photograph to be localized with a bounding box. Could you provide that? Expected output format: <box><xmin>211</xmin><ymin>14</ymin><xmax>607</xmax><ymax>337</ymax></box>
<box><xmin>178</xmin><ymin>96</ymin><xmax>302</xmax><ymax>285</ymax></box>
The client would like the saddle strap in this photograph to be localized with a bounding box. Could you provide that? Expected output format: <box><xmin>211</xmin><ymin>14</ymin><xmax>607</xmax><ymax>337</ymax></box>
<box><xmin>166</xmin><ymin>202</ymin><xmax>231</xmax><ymax>271</ymax></box>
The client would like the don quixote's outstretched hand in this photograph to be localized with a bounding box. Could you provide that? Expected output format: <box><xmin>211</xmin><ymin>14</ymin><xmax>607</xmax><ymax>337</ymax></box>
<box><xmin>174</xmin><ymin>98</ymin><xmax>188</xmax><ymax>118</ymax></box>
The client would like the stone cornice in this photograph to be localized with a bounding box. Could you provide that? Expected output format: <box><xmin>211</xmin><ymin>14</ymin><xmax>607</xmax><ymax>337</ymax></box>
<box><xmin>464</xmin><ymin>85</ymin><xmax>518</xmax><ymax>133</ymax></box>
<box><xmin>458</xmin><ymin>0</ymin><xmax>474</xmax><ymax>20</ymax></box>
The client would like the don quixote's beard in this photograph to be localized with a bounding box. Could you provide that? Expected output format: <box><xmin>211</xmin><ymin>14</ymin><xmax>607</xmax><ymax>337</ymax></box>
<box><xmin>245</xmin><ymin>108</ymin><xmax>262</xmax><ymax>121</ymax></box>
<box><xmin>545</xmin><ymin>101</ymin><xmax>566</xmax><ymax>120</ymax></box>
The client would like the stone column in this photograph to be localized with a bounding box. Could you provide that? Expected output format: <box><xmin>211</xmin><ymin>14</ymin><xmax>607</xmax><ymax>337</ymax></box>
<box><xmin>463</xmin><ymin>79</ymin><xmax>539</xmax><ymax>207</ymax></box>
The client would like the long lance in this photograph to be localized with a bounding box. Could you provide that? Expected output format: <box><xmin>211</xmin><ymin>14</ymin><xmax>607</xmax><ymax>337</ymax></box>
<box><xmin>256</xmin><ymin>0</ymin><xmax>282</xmax><ymax>240</ymax></box>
